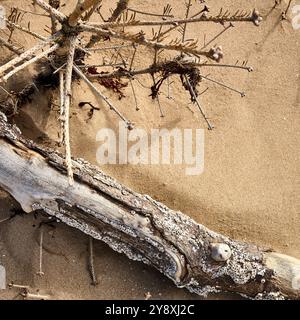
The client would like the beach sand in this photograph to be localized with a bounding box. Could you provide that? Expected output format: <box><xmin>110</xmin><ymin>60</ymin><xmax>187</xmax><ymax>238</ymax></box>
<box><xmin>0</xmin><ymin>0</ymin><xmax>299</xmax><ymax>299</ymax></box>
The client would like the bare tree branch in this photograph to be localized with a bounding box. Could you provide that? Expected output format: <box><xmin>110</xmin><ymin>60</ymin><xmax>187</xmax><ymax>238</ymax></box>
<box><xmin>61</xmin><ymin>36</ymin><xmax>77</xmax><ymax>185</ymax></box>
<box><xmin>80</xmin><ymin>24</ymin><xmax>218</xmax><ymax>60</ymax></box>
<box><xmin>0</xmin><ymin>32</ymin><xmax>61</xmax><ymax>78</ymax></box>
<box><xmin>87</xmin><ymin>9</ymin><xmax>262</xmax><ymax>28</ymax></box>
<box><xmin>34</xmin><ymin>0</ymin><xmax>66</xmax><ymax>22</ymax></box>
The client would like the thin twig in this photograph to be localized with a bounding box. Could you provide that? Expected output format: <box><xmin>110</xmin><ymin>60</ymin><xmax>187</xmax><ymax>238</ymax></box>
<box><xmin>49</xmin><ymin>0</ymin><xmax>60</xmax><ymax>34</ymax></box>
<box><xmin>22</xmin><ymin>291</ymin><xmax>50</xmax><ymax>300</ymax></box>
<box><xmin>166</xmin><ymin>76</ymin><xmax>173</xmax><ymax>99</ymax></box>
<box><xmin>284</xmin><ymin>0</ymin><xmax>293</xmax><ymax>15</ymax></box>
<box><xmin>83</xmin><ymin>0</ymin><xmax>102</xmax><ymax>21</ymax></box>
<box><xmin>59</xmin><ymin>70</ymin><xmax>65</xmax><ymax>144</ymax></box>
<box><xmin>156</xmin><ymin>96</ymin><xmax>165</xmax><ymax>117</ymax></box>
<box><xmin>80</xmin><ymin>24</ymin><xmax>216</xmax><ymax>60</ymax></box>
<box><xmin>87</xmin><ymin>60</ymin><xmax>253</xmax><ymax>80</ymax></box>
<box><xmin>201</xmin><ymin>74</ymin><xmax>245</xmax><ymax>97</ymax></box>
<box><xmin>184</xmin><ymin>75</ymin><xmax>213</xmax><ymax>130</ymax></box>
<box><xmin>1</xmin><ymin>44</ymin><xmax>59</xmax><ymax>82</ymax></box>
<box><xmin>37</xmin><ymin>227</ymin><xmax>45</xmax><ymax>276</ymax></box>
<box><xmin>34</xmin><ymin>0</ymin><xmax>66</xmax><ymax>22</ymax></box>
<box><xmin>5</xmin><ymin>19</ymin><xmax>47</xmax><ymax>41</ymax></box>
<box><xmin>200</xmin><ymin>23</ymin><xmax>234</xmax><ymax>50</ymax></box>
<box><xmin>86</xmin><ymin>11</ymin><xmax>261</xmax><ymax>28</ymax></box>
<box><xmin>84</xmin><ymin>44</ymin><xmax>132</xmax><ymax>52</ymax></box>
<box><xmin>0</xmin><ymin>32</ymin><xmax>61</xmax><ymax>77</ymax></box>
<box><xmin>182</xmin><ymin>0</ymin><xmax>192</xmax><ymax>43</ymax></box>
<box><xmin>0</xmin><ymin>216</ymin><xmax>11</xmax><ymax>224</ymax></box>
<box><xmin>73</xmin><ymin>65</ymin><xmax>134</xmax><ymax>129</ymax></box>
<box><xmin>88</xmin><ymin>236</ymin><xmax>98</xmax><ymax>286</ymax></box>
<box><xmin>127</xmin><ymin>7</ymin><xmax>174</xmax><ymax>18</ymax></box>
<box><xmin>129</xmin><ymin>45</ymin><xmax>137</xmax><ymax>71</ymax></box>
<box><xmin>68</xmin><ymin>0</ymin><xmax>99</xmax><ymax>26</ymax></box>
<box><xmin>0</xmin><ymin>36</ymin><xmax>23</xmax><ymax>55</ymax></box>
<box><xmin>79</xmin><ymin>63</ymin><xmax>123</xmax><ymax>68</ymax></box>
<box><xmin>130</xmin><ymin>80</ymin><xmax>139</xmax><ymax>111</ymax></box>
<box><xmin>13</xmin><ymin>7</ymin><xmax>50</xmax><ymax>17</ymax></box>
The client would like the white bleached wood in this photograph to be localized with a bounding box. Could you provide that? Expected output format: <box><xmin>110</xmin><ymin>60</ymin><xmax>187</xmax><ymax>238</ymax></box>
<box><xmin>0</xmin><ymin>32</ymin><xmax>61</xmax><ymax>77</ymax></box>
<box><xmin>0</xmin><ymin>113</ymin><xmax>299</xmax><ymax>300</ymax></box>
<box><xmin>1</xmin><ymin>44</ymin><xmax>60</xmax><ymax>82</ymax></box>
<box><xmin>62</xmin><ymin>36</ymin><xmax>77</xmax><ymax>185</ymax></box>
<box><xmin>34</xmin><ymin>0</ymin><xmax>66</xmax><ymax>23</ymax></box>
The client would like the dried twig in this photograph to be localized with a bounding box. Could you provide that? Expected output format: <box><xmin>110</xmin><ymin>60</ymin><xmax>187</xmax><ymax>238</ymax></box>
<box><xmin>88</xmin><ymin>236</ymin><xmax>98</xmax><ymax>286</ymax></box>
<box><xmin>108</xmin><ymin>0</ymin><xmax>130</xmax><ymax>22</ymax></box>
<box><xmin>85</xmin><ymin>44</ymin><xmax>132</xmax><ymax>52</ymax></box>
<box><xmin>1</xmin><ymin>44</ymin><xmax>59</xmax><ymax>82</ymax></box>
<box><xmin>87</xmin><ymin>10</ymin><xmax>262</xmax><ymax>28</ymax></box>
<box><xmin>284</xmin><ymin>0</ymin><xmax>293</xmax><ymax>16</ymax></box>
<box><xmin>80</xmin><ymin>24</ymin><xmax>218</xmax><ymax>60</ymax></box>
<box><xmin>34</xmin><ymin>0</ymin><xmax>66</xmax><ymax>23</ymax></box>
<box><xmin>0</xmin><ymin>36</ymin><xmax>23</xmax><ymax>55</ymax></box>
<box><xmin>49</xmin><ymin>0</ymin><xmax>61</xmax><ymax>34</ymax></box>
<box><xmin>130</xmin><ymin>80</ymin><xmax>139</xmax><ymax>111</ymax></box>
<box><xmin>0</xmin><ymin>32</ymin><xmax>61</xmax><ymax>78</ymax></box>
<box><xmin>59</xmin><ymin>70</ymin><xmax>65</xmax><ymax>143</ymax></box>
<box><xmin>68</xmin><ymin>0</ymin><xmax>100</xmax><ymax>27</ymax></box>
<box><xmin>127</xmin><ymin>6</ymin><xmax>174</xmax><ymax>18</ymax></box>
<box><xmin>73</xmin><ymin>65</ymin><xmax>133</xmax><ymax>129</ymax></box>
<box><xmin>184</xmin><ymin>74</ymin><xmax>213</xmax><ymax>130</ymax></box>
<box><xmin>85</xmin><ymin>0</ymin><xmax>130</xmax><ymax>48</ymax></box>
<box><xmin>61</xmin><ymin>36</ymin><xmax>77</xmax><ymax>185</ymax></box>
<box><xmin>37</xmin><ymin>227</ymin><xmax>45</xmax><ymax>276</ymax></box>
<box><xmin>87</xmin><ymin>60</ymin><xmax>253</xmax><ymax>80</ymax></box>
<box><xmin>5</xmin><ymin>19</ymin><xmax>47</xmax><ymax>41</ymax></box>
<box><xmin>200</xmin><ymin>23</ymin><xmax>234</xmax><ymax>50</ymax></box>
<box><xmin>201</xmin><ymin>74</ymin><xmax>245</xmax><ymax>97</ymax></box>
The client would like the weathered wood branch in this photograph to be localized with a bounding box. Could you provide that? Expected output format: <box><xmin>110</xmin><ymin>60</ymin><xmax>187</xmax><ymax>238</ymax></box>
<box><xmin>80</xmin><ymin>24</ymin><xmax>217</xmax><ymax>60</ymax></box>
<box><xmin>85</xmin><ymin>0</ymin><xmax>130</xmax><ymax>49</ymax></box>
<box><xmin>61</xmin><ymin>36</ymin><xmax>77</xmax><ymax>185</ymax></box>
<box><xmin>5</xmin><ymin>19</ymin><xmax>47</xmax><ymax>41</ymax></box>
<box><xmin>87</xmin><ymin>9</ymin><xmax>262</xmax><ymax>28</ymax></box>
<box><xmin>0</xmin><ymin>113</ymin><xmax>299</xmax><ymax>299</ymax></box>
<box><xmin>68</xmin><ymin>0</ymin><xmax>99</xmax><ymax>27</ymax></box>
<box><xmin>0</xmin><ymin>32</ymin><xmax>62</xmax><ymax>79</ymax></box>
<box><xmin>1</xmin><ymin>43</ymin><xmax>60</xmax><ymax>83</ymax></box>
<box><xmin>86</xmin><ymin>60</ymin><xmax>252</xmax><ymax>81</ymax></box>
<box><xmin>34</xmin><ymin>0</ymin><xmax>66</xmax><ymax>23</ymax></box>
<box><xmin>108</xmin><ymin>0</ymin><xmax>130</xmax><ymax>22</ymax></box>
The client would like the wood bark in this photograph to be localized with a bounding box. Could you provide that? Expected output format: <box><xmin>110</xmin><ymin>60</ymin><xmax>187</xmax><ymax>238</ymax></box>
<box><xmin>0</xmin><ymin>112</ymin><xmax>299</xmax><ymax>300</ymax></box>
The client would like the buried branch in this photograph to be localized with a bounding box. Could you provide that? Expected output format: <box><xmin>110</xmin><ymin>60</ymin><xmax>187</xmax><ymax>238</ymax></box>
<box><xmin>1</xmin><ymin>1</ymin><xmax>297</xmax><ymax>300</ymax></box>
<box><xmin>0</xmin><ymin>114</ymin><xmax>299</xmax><ymax>300</ymax></box>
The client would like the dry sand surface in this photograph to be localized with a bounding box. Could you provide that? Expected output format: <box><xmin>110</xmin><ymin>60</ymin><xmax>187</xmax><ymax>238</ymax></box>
<box><xmin>0</xmin><ymin>0</ymin><xmax>299</xmax><ymax>299</ymax></box>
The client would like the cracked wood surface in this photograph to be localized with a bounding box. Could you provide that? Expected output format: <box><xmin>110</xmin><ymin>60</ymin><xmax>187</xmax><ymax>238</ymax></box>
<box><xmin>0</xmin><ymin>112</ymin><xmax>299</xmax><ymax>300</ymax></box>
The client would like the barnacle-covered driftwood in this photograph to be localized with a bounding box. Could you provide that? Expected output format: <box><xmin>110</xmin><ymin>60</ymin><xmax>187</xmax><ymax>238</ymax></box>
<box><xmin>0</xmin><ymin>112</ymin><xmax>299</xmax><ymax>300</ymax></box>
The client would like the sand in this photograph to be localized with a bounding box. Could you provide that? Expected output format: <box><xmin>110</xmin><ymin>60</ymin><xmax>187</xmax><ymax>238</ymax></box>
<box><xmin>0</xmin><ymin>0</ymin><xmax>299</xmax><ymax>300</ymax></box>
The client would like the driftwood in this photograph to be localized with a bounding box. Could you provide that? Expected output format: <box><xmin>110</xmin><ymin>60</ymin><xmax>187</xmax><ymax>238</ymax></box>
<box><xmin>0</xmin><ymin>112</ymin><xmax>299</xmax><ymax>300</ymax></box>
